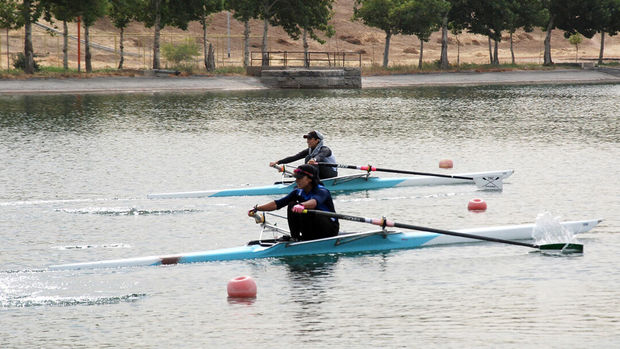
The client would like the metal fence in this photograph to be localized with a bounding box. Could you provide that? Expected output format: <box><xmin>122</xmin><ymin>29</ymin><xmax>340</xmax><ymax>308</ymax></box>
<box><xmin>0</xmin><ymin>27</ymin><xmax>262</xmax><ymax>70</ymax></box>
<box><xmin>250</xmin><ymin>51</ymin><xmax>362</xmax><ymax>67</ymax></box>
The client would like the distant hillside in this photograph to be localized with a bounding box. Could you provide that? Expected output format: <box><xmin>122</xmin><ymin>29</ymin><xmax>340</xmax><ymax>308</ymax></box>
<box><xmin>14</xmin><ymin>0</ymin><xmax>620</xmax><ymax>70</ymax></box>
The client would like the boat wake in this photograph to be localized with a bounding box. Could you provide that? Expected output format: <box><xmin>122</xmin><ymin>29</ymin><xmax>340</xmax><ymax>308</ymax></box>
<box><xmin>0</xmin><ymin>293</ymin><xmax>146</xmax><ymax>308</ymax></box>
<box><xmin>52</xmin><ymin>243</ymin><xmax>132</xmax><ymax>250</ymax></box>
<box><xmin>0</xmin><ymin>197</ymin><xmax>138</xmax><ymax>207</ymax></box>
<box><xmin>57</xmin><ymin>207</ymin><xmax>202</xmax><ymax>216</ymax></box>
<box><xmin>337</xmin><ymin>191</ymin><xmax>461</xmax><ymax>203</ymax></box>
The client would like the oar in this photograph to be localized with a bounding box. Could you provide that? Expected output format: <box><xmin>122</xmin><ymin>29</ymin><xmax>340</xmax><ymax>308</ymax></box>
<box><xmin>318</xmin><ymin>162</ymin><xmax>503</xmax><ymax>190</ymax></box>
<box><xmin>303</xmin><ymin>209</ymin><xmax>583</xmax><ymax>253</ymax></box>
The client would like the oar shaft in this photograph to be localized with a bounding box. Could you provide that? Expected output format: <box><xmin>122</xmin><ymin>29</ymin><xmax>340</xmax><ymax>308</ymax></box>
<box><xmin>390</xmin><ymin>222</ymin><xmax>538</xmax><ymax>249</ymax></box>
<box><xmin>318</xmin><ymin>163</ymin><xmax>474</xmax><ymax>180</ymax></box>
<box><xmin>305</xmin><ymin>209</ymin><xmax>539</xmax><ymax>249</ymax></box>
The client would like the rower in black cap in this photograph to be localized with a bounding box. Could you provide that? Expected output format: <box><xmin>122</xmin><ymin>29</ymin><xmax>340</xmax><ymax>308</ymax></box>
<box><xmin>269</xmin><ymin>130</ymin><xmax>338</xmax><ymax>179</ymax></box>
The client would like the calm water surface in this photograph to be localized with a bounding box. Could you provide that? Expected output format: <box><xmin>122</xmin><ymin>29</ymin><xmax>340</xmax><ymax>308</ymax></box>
<box><xmin>1</xmin><ymin>85</ymin><xmax>619</xmax><ymax>348</ymax></box>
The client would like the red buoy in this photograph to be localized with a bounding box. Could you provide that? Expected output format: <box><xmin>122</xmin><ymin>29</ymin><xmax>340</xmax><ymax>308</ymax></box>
<box><xmin>468</xmin><ymin>198</ymin><xmax>487</xmax><ymax>211</ymax></box>
<box><xmin>227</xmin><ymin>276</ymin><xmax>257</xmax><ymax>298</ymax></box>
<box><xmin>439</xmin><ymin>159</ymin><xmax>453</xmax><ymax>169</ymax></box>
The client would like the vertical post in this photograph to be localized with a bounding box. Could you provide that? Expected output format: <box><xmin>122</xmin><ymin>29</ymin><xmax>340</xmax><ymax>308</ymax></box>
<box><xmin>227</xmin><ymin>12</ymin><xmax>231</xmax><ymax>58</ymax></box>
<box><xmin>77</xmin><ymin>17</ymin><xmax>81</xmax><ymax>72</ymax></box>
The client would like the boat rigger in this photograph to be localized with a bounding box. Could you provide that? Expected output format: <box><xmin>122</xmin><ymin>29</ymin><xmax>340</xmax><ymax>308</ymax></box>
<box><xmin>48</xmin><ymin>218</ymin><xmax>599</xmax><ymax>270</ymax></box>
<box><xmin>146</xmin><ymin>169</ymin><xmax>514</xmax><ymax>199</ymax></box>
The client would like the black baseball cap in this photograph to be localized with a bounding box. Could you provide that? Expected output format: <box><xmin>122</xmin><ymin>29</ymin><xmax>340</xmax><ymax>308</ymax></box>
<box><xmin>303</xmin><ymin>130</ymin><xmax>324</xmax><ymax>140</ymax></box>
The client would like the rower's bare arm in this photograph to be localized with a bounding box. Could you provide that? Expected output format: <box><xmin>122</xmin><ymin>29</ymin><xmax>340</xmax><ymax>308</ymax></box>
<box><xmin>257</xmin><ymin>201</ymin><xmax>277</xmax><ymax>211</ymax></box>
<box><xmin>301</xmin><ymin>199</ymin><xmax>318</xmax><ymax>209</ymax></box>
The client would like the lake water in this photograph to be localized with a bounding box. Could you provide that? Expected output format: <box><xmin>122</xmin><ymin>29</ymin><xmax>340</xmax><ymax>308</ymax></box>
<box><xmin>1</xmin><ymin>85</ymin><xmax>619</xmax><ymax>348</ymax></box>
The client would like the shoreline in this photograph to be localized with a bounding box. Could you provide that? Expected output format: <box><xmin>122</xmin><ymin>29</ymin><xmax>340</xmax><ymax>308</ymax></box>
<box><xmin>1</xmin><ymin>68</ymin><xmax>619</xmax><ymax>95</ymax></box>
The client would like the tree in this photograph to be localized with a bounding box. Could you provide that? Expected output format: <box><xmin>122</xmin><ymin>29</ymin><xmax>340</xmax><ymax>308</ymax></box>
<box><xmin>460</xmin><ymin>0</ymin><xmax>512</xmax><ymax>65</ymax></box>
<box><xmin>74</xmin><ymin>0</ymin><xmax>108</xmax><ymax>73</ymax></box>
<box><xmin>394</xmin><ymin>0</ymin><xmax>449</xmax><ymax>69</ymax></box>
<box><xmin>568</xmin><ymin>32</ymin><xmax>582</xmax><ymax>62</ymax></box>
<box><xmin>196</xmin><ymin>0</ymin><xmax>222</xmax><ymax>72</ymax></box>
<box><xmin>136</xmin><ymin>0</ymin><xmax>203</xmax><ymax>70</ymax></box>
<box><xmin>0</xmin><ymin>0</ymin><xmax>23</xmax><ymax>70</ymax></box>
<box><xmin>353</xmin><ymin>0</ymin><xmax>404</xmax><ymax>68</ymax></box>
<box><xmin>43</xmin><ymin>0</ymin><xmax>80</xmax><ymax>71</ymax></box>
<box><xmin>504</xmin><ymin>0</ymin><xmax>547</xmax><ymax>64</ymax></box>
<box><xmin>598</xmin><ymin>0</ymin><xmax>620</xmax><ymax>64</ymax></box>
<box><xmin>109</xmin><ymin>0</ymin><xmax>140</xmax><ymax>69</ymax></box>
<box><xmin>540</xmin><ymin>0</ymin><xmax>600</xmax><ymax>65</ymax></box>
<box><xmin>289</xmin><ymin>0</ymin><xmax>335</xmax><ymax>67</ymax></box>
<box><xmin>228</xmin><ymin>0</ymin><xmax>334</xmax><ymax>67</ymax></box>
<box><xmin>19</xmin><ymin>0</ymin><xmax>46</xmax><ymax>74</ymax></box>
<box><xmin>227</xmin><ymin>0</ymin><xmax>259</xmax><ymax>67</ymax></box>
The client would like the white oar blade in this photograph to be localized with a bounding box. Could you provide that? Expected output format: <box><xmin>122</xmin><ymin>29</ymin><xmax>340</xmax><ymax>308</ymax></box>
<box><xmin>473</xmin><ymin>176</ymin><xmax>503</xmax><ymax>191</ymax></box>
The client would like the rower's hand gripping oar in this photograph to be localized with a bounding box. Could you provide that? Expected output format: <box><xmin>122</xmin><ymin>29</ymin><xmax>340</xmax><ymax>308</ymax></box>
<box><xmin>318</xmin><ymin>163</ymin><xmax>504</xmax><ymax>191</ymax></box>
<box><xmin>303</xmin><ymin>209</ymin><xmax>583</xmax><ymax>253</ymax></box>
<box><xmin>271</xmin><ymin>164</ymin><xmax>294</xmax><ymax>177</ymax></box>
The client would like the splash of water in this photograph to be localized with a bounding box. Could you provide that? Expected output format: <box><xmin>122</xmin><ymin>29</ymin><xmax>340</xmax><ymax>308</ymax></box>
<box><xmin>531</xmin><ymin>212</ymin><xmax>576</xmax><ymax>244</ymax></box>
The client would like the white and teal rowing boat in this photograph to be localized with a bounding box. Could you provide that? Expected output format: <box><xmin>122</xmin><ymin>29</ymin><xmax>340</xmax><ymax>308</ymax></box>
<box><xmin>48</xmin><ymin>218</ymin><xmax>599</xmax><ymax>270</ymax></box>
<box><xmin>147</xmin><ymin>169</ymin><xmax>514</xmax><ymax>199</ymax></box>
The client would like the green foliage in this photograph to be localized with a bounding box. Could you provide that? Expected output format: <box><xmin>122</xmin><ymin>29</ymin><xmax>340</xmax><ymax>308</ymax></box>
<box><xmin>109</xmin><ymin>0</ymin><xmax>141</xmax><ymax>29</ymax></box>
<box><xmin>568</xmin><ymin>32</ymin><xmax>583</xmax><ymax>45</ymax></box>
<box><xmin>13</xmin><ymin>52</ymin><xmax>40</xmax><ymax>72</ymax></box>
<box><xmin>161</xmin><ymin>39</ymin><xmax>200</xmax><ymax>68</ymax></box>
<box><xmin>394</xmin><ymin>0</ymin><xmax>450</xmax><ymax>40</ymax></box>
<box><xmin>0</xmin><ymin>0</ymin><xmax>23</xmax><ymax>29</ymax></box>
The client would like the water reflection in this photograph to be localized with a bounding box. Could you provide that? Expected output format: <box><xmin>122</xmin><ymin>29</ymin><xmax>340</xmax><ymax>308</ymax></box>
<box><xmin>2</xmin><ymin>85</ymin><xmax>618</xmax><ymax>143</ymax></box>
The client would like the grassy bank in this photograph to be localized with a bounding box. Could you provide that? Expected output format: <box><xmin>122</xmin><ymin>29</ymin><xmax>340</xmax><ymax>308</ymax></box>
<box><xmin>1</xmin><ymin>62</ymin><xmax>617</xmax><ymax>79</ymax></box>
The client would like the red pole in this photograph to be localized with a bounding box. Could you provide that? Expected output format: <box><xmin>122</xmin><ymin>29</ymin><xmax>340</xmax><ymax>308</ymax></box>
<box><xmin>77</xmin><ymin>17</ymin><xmax>81</xmax><ymax>72</ymax></box>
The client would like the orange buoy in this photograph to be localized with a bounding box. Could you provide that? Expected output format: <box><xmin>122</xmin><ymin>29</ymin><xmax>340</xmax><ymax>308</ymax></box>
<box><xmin>227</xmin><ymin>276</ymin><xmax>257</xmax><ymax>298</ymax></box>
<box><xmin>439</xmin><ymin>159</ymin><xmax>453</xmax><ymax>169</ymax></box>
<box><xmin>468</xmin><ymin>198</ymin><xmax>487</xmax><ymax>211</ymax></box>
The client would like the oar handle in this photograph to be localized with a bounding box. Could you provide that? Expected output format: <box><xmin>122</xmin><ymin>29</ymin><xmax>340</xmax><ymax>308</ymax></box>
<box><xmin>317</xmin><ymin>163</ymin><xmax>474</xmax><ymax>180</ymax></box>
<box><xmin>271</xmin><ymin>164</ymin><xmax>294</xmax><ymax>176</ymax></box>
<box><xmin>304</xmin><ymin>209</ymin><xmax>539</xmax><ymax>249</ymax></box>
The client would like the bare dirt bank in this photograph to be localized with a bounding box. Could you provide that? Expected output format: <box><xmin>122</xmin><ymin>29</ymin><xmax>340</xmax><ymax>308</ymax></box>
<box><xmin>1</xmin><ymin>68</ymin><xmax>619</xmax><ymax>95</ymax></box>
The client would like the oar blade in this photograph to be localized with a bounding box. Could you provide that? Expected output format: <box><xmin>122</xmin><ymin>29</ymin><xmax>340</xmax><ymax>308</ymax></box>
<box><xmin>472</xmin><ymin>176</ymin><xmax>503</xmax><ymax>191</ymax></box>
<box><xmin>539</xmin><ymin>243</ymin><xmax>583</xmax><ymax>254</ymax></box>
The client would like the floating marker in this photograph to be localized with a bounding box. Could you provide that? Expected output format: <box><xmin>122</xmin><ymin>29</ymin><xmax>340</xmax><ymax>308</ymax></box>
<box><xmin>227</xmin><ymin>276</ymin><xmax>257</xmax><ymax>298</ymax></box>
<box><xmin>468</xmin><ymin>198</ymin><xmax>487</xmax><ymax>211</ymax></box>
<box><xmin>439</xmin><ymin>159</ymin><xmax>453</xmax><ymax>168</ymax></box>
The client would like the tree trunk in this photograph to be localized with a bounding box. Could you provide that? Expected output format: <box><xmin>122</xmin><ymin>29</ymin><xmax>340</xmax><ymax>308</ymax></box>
<box><xmin>23</xmin><ymin>0</ymin><xmax>34</xmax><ymax>74</ymax></box>
<box><xmin>456</xmin><ymin>35</ymin><xmax>460</xmax><ymax>67</ymax></box>
<box><xmin>152</xmin><ymin>0</ymin><xmax>161</xmax><ymax>69</ymax></box>
<box><xmin>543</xmin><ymin>15</ymin><xmax>555</xmax><ymax>66</ymax></box>
<box><xmin>202</xmin><ymin>14</ymin><xmax>208</xmax><ymax>70</ymax></box>
<box><xmin>261</xmin><ymin>18</ymin><xmax>269</xmax><ymax>66</ymax></box>
<box><xmin>493</xmin><ymin>38</ymin><xmax>499</xmax><ymax>65</ymax></box>
<box><xmin>418</xmin><ymin>38</ymin><xmax>423</xmax><ymax>69</ymax></box>
<box><xmin>439</xmin><ymin>13</ymin><xmax>449</xmax><ymax>69</ymax></box>
<box><xmin>488</xmin><ymin>36</ymin><xmax>492</xmax><ymax>64</ymax></box>
<box><xmin>63</xmin><ymin>21</ymin><xmax>68</xmax><ymax>70</ymax></box>
<box><xmin>510</xmin><ymin>32</ymin><xmax>515</xmax><ymax>65</ymax></box>
<box><xmin>207</xmin><ymin>43</ymin><xmax>215</xmax><ymax>71</ymax></box>
<box><xmin>382</xmin><ymin>30</ymin><xmax>391</xmax><ymax>68</ymax></box>
<box><xmin>6</xmin><ymin>28</ymin><xmax>9</xmax><ymax>69</ymax></box>
<box><xmin>598</xmin><ymin>31</ymin><xmax>605</xmax><ymax>65</ymax></box>
<box><xmin>243</xmin><ymin>20</ymin><xmax>250</xmax><ymax>67</ymax></box>
<box><xmin>303</xmin><ymin>28</ymin><xmax>309</xmax><ymax>68</ymax></box>
<box><xmin>118</xmin><ymin>27</ymin><xmax>125</xmax><ymax>69</ymax></box>
<box><xmin>85</xmin><ymin>24</ymin><xmax>92</xmax><ymax>73</ymax></box>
